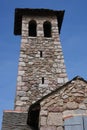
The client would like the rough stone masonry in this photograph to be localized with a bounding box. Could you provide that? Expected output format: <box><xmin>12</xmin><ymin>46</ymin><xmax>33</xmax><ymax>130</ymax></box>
<box><xmin>14</xmin><ymin>9</ymin><xmax>68</xmax><ymax>111</ymax></box>
<box><xmin>39</xmin><ymin>77</ymin><xmax>87</xmax><ymax>130</ymax></box>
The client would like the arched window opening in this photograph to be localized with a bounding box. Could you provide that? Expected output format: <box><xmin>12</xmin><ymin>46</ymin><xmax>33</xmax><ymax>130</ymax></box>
<box><xmin>27</xmin><ymin>103</ymin><xmax>40</xmax><ymax>130</ymax></box>
<box><xmin>28</xmin><ymin>20</ymin><xmax>37</xmax><ymax>37</ymax></box>
<box><xmin>43</xmin><ymin>21</ymin><xmax>52</xmax><ymax>37</ymax></box>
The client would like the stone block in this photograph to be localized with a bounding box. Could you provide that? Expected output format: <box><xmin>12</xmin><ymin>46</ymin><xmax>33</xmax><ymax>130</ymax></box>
<box><xmin>19</xmin><ymin>62</ymin><xmax>26</xmax><ymax>66</ymax></box>
<box><xmin>57</xmin><ymin>78</ymin><xmax>64</xmax><ymax>83</ymax></box>
<box><xmin>21</xmin><ymin>38</ymin><xmax>28</xmax><ymax>43</ymax></box>
<box><xmin>41</xmin><ymin>126</ymin><xmax>56</xmax><ymax>130</ymax></box>
<box><xmin>15</xmin><ymin>101</ymin><xmax>25</xmax><ymax>106</ymax></box>
<box><xmin>17</xmin><ymin>91</ymin><xmax>26</xmax><ymax>97</ymax></box>
<box><xmin>48</xmin><ymin>106</ymin><xmax>63</xmax><ymax>112</ymax></box>
<box><xmin>40</xmin><ymin>116</ymin><xmax>47</xmax><ymax>126</ymax></box>
<box><xmin>57</xmin><ymin>126</ymin><xmax>63</xmax><ymax>130</ymax></box>
<box><xmin>28</xmin><ymin>62</ymin><xmax>33</xmax><ymax>65</ymax></box>
<box><xmin>45</xmin><ymin>99</ymin><xmax>55</xmax><ymax>107</ymax></box>
<box><xmin>17</xmin><ymin>76</ymin><xmax>22</xmax><ymax>82</ymax></box>
<box><xmin>40</xmin><ymin>110</ymin><xmax>48</xmax><ymax>116</ymax></box>
<box><xmin>47</xmin><ymin>112</ymin><xmax>63</xmax><ymax>126</ymax></box>
<box><xmin>21</xmin><ymin>97</ymin><xmax>29</xmax><ymax>101</ymax></box>
<box><xmin>66</xmin><ymin>102</ymin><xmax>78</xmax><ymax>109</ymax></box>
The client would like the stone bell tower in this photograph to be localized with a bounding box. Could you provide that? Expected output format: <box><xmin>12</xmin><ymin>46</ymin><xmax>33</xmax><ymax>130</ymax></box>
<box><xmin>14</xmin><ymin>8</ymin><xmax>68</xmax><ymax>111</ymax></box>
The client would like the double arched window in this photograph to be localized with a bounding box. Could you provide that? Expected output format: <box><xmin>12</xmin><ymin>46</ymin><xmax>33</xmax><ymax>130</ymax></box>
<box><xmin>28</xmin><ymin>20</ymin><xmax>37</xmax><ymax>37</ymax></box>
<box><xmin>43</xmin><ymin>21</ymin><xmax>52</xmax><ymax>37</ymax></box>
<box><xmin>28</xmin><ymin>20</ymin><xmax>52</xmax><ymax>37</ymax></box>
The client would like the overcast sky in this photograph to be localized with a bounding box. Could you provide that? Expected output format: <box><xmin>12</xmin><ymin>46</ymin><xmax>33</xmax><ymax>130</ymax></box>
<box><xmin>0</xmin><ymin>0</ymin><xmax>87</xmax><ymax>129</ymax></box>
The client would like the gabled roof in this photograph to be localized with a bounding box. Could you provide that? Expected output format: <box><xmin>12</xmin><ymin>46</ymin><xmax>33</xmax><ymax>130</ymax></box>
<box><xmin>14</xmin><ymin>8</ymin><xmax>65</xmax><ymax>35</ymax></box>
<box><xmin>30</xmin><ymin>76</ymin><xmax>87</xmax><ymax>108</ymax></box>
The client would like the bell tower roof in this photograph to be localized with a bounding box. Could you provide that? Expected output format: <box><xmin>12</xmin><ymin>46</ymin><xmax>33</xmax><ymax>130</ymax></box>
<box><xmin>14</xmin><ymin>8</ymin><xmax>65</xmax><ymax>35</ymax></box>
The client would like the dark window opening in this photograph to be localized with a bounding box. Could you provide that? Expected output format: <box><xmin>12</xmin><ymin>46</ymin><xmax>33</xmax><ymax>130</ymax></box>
<box><xmin>43</xmin><ymin>21</ymin><xmax>51</xmax><ymax>37</ymax></box>
<box><xmin>42</xmin><ymin>77</ymin><xmax>44</xmax><ymax>84</ymax></box>
<box><xmin>40</xmin><ymin>51</ymin><xmax>43</xmax><ymax>57</ymax></box>
<box><xmin>28</xmin><ymin>20</ymin><xmax>37</xmax><ymax>37</ymax></box>
<box><xmin>27</xmin><ymin>103</ymin><xmax>40</xmax><ymax>130</ymax></box>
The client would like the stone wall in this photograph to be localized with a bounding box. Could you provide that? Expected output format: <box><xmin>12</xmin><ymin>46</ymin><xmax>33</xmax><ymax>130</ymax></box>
<box><xmin>40</xmin><ymin>77</ymin><xmax>87</xmax><ymax>130</ymax></box>
<box><xmin>14</xmin><ymin>15</ymin><xmax>68</xmax><ymax>111</ymax></box>
<box><xmin>2</xmin><ymin>111</ymin><xmax>31</xmax><ymax>130</ymax></box>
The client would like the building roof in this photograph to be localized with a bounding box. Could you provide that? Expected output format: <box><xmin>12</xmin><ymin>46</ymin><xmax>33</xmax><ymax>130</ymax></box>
<box><xmin>14</xmin><ymin>8</ymin><xmax>65</xmax><ymax>35</ymax></box>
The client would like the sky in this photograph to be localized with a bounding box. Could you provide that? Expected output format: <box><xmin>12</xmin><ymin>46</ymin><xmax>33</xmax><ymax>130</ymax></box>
<box><xmin>0</xmin><ymin>0</ymin><xmax>87</xmax><ymax>129</ymax></box>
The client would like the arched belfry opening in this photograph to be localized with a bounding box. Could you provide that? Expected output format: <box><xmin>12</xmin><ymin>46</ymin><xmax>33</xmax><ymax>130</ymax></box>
<box><xmin>27</xmin><ymin>103</ymin><xmax>40</xmax><ymax>130</ymax></box>
<box><xmin>28</xmin><ymin>20</ymin><xmax>37</xmax><ymax>37</ymax></box>
<box><xmin>43</xmin><ymin>21</ymin><xmax>52</xmax><ymax>37</ymax></box>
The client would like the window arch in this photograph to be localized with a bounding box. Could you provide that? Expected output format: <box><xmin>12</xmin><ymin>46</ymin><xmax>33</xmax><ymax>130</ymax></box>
<box><xmin>28</xmin><ymin>20</ymin><xmax>37</xmax><ymax>37</ymax></box>
<box><xmin>43</xmin><ymin>21</ymin><xmax>52</xmax><ymax>37</ymax></box>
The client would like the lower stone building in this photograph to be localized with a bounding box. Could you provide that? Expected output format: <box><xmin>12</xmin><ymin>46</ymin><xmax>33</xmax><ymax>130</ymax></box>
<box><xmin>38</xmin><ymin>76</ymin><xmax>87</xmax><ymax>130</ymax></box>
